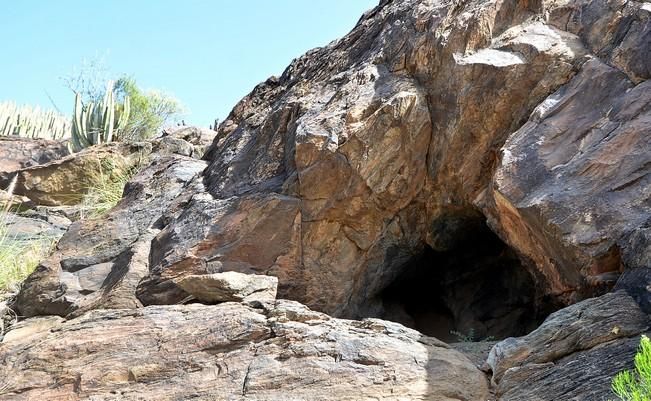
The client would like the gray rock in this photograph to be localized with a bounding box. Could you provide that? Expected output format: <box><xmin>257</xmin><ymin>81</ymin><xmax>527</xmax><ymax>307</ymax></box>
<box><xmin>0</xmin><ymin>301</ymin><xmax>489</xmax><ymax>401</ymax></box>
<box><xmin>14</xmin><ymin>156</ymin><xmax>207</xmax><ymax>317</ymax></box>
<box><xmin>615</xmin><ymin>268</ymin><xmax>651</xmax><ymax>314</ymax></box>
<box><xmin>1</xmin><ymin>210</ymin><xmax>70</xmax><ymax>243</ymax></box>
<box><xmin>487</xmin><ymin>291</ymin><xmax>649</xmax><ymax>400</ymax></box>
<box><xmin>175</xmin><ymin>271</ymin><xmax>278</xmax><ymax>304</ymax></box>
<box><xmin>488</xmin><ymin>292</ymin><xmax>648</xmax><ymax>383</ymax></box>
<box><xmin>497</xmin><ymin>335</ymin><xmax>645</xmax><ymax>401</ymax></box>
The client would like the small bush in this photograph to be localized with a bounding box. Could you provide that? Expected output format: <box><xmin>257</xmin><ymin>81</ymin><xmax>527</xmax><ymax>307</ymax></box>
<box><xmin>612</xmin><ymin>335</ymin><xmax>651</xmax><ymax>401</ymax></box>
<box><xmin>114</xmin><ymin>76</ymin><xmax>183</xmax><ymax>141</ymax></box>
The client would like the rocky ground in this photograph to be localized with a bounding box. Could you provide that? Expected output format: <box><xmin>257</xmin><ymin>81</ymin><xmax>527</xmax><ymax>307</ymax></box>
<box><xmin>0</xmin><ymin>0</ymin><xmax>649</xmax><ymax>399</ymax></box>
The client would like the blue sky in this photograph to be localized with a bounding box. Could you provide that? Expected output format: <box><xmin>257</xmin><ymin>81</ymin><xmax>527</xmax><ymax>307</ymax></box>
<box><xmin>2</xmin><ymin>1</ymin><xmax>377</xmax><ymax>127</ymax></box>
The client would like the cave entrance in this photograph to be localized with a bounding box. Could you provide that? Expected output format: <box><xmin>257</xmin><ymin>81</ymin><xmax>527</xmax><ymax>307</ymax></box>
<box><xmin>378</xmin><ymin>217</ymin><xmax>555</xmax><ymax>342</ymax></box>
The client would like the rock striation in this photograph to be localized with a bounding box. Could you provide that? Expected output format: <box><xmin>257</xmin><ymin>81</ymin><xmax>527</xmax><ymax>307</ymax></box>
<box><xmin>0</xmin><ymin>300</ymin><xmax>489</xmax><ymax>401</ymax></box>
<box><xmin>487</xmin><ymin>291</ymin><xmax>650</xmax><ymax>400</ymax></box>
<box><xmin>15</xmin><ymin>155</ymin><xmax>207</xmax><ymax>317</ymax></box>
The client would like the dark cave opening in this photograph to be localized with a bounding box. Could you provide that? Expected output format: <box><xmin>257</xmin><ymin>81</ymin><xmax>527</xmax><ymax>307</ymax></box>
<box><xmin>378</xmin><ymin>218</ymin><xmax>557</xmax><ymax>342</ymax></box>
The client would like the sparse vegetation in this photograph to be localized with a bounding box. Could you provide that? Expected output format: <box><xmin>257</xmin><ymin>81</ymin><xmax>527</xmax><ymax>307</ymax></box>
<box><xmin>71</xmin><ymin>80</ymin><xmax>131</xmax><ymax>151</ymax></box>
<box><xmin>0</xmin><ymin>101</ymin><xmax>70</xmax><ymax>140</ymax></box>
<box><xmin>611</xmin><ymin>335</ymin><xmax>651</xmax><ymax>401</ymax></box>
<box><xmin>80</xmin><ymin>154</ymin><xmax>147</xmax><ymax>218</ymax></box>
<box><xmin>0</xmin><ymin>178</ymin><xmax>54</xmax><ymax>296</ymax></box>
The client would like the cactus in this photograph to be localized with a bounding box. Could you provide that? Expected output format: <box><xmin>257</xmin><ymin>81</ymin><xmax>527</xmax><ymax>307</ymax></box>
<box><xmin>0</xmin><ymin>102</ymin><xmax>71</xmax><ymax>140</ymax></box>
<box><xmin>71</xmin><ymin>81</ymin><xmax>130</xmax><ymax>152</ymax></box>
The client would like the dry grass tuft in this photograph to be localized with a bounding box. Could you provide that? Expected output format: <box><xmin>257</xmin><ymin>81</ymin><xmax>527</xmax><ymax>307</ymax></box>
<box><xmin>0</xmin><ymin>176</ymin><xmax>55</xmax><ymax>297</ymax></box>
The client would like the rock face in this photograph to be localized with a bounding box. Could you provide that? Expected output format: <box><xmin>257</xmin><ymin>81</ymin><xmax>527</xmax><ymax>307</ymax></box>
<box><xmin>0</xmin><ymin>136</ymin><xmax>70</xmax><ymax>187</ymax></box>
<box><xmin>12</xmin><ymin>0</ymin><xmax>650</xmax><ymax>333</ymax></box>
<box><xmin>153</xmin><ymin>126</ymin><xmax>217</xmax><ymax>158</ymax></box>
<box><xmin>0</xmin><ymin>300</ymin><xmax>489</xmax><ymax>401</ymax></box>
<box><xmin>131</xmin><ymin>0</ymin><xmax>649</xmax><ymax>323</ymax></box>
<box><xmin>15</xmin><ymin>156</ymin><xmax>207</xmax><ymax>317</ymax></box>
<box><xmin>1</xmin><ymin>210</ymin><xmax>70</xmax><ymax>243</ymax></box>
<box><xmin>482</xmin><ymin>58</ymin><xmax>651</xmax><ymax>303</ymax></box>
<box><xmin>5</xmin><ymin>0</ymin><xmax>650</xmax><ymax>399</ymax></box>
<box><xmin>487</xmin><ymin>291</ymin><xmax>649</xmax><ymax>400</ymax></box>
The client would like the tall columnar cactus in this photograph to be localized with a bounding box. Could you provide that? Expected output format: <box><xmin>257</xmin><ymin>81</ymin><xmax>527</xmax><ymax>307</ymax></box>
<box><xmin>0</xmin><ymin>102</ymin><xmax>71</xmax><ymax>140</ymax></box>
<box><xmin>71</xmin><ymin>81</ymin><xmax>130</xmax><ymax>152</ymax></box>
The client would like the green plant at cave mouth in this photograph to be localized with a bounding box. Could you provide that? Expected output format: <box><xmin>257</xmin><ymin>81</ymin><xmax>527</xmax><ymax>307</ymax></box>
<box><xmin>450</xmin><ymin>328</ymin><xmax>496</xmax><ymax>343</ymax></box>
<box><xmin>611</xmin><ymin>335</ymin><xmax>651</xmax><ymax>401</ymax></box>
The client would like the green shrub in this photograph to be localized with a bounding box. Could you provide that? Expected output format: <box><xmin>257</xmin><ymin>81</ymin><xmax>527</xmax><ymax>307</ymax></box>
<box><xmin>113</xmin><ymin>76</ymin><xmax>183</xmax><ymax>141</ymax></box>
<box><xmin>612</xmin><ymin>335</ymin><xmax>651</xmax><ymax>401</ymax></box>
<box><xmin>450</xmin><ymin>328</ymin><xmax>496</xmax><ymax>342</ymax></box>
<box><xmin>65</xmin><ymin>57</ymin><xmax>183</xmax><ymax>144</ymax></box>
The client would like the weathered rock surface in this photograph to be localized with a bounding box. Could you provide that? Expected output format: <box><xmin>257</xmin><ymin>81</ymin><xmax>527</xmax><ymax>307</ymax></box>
<box><xmin>0</xmin><ymin>136</ymin><xmax>70</xmax><ymax>186</ymax></box>
<box><xmin>615</xmin><ymin>267</ymin><xmax>651</xmax><ymax>313</ymax></box>
<box><xmin>6</xmin><ymin>0</ymin><xmax>650</xmax><ymax>398</ymax></box>
<box><xmin>9</xmin><ymin>0</ymin><xmax>648</xmax><ymax>337</ymax></box>
<box><xmin>14</xmin><ymin>156</ymin><xmax>207</xmax><ymax>317</ymax></box>
<box><xmin>481</xmin><ymin>57</ymin><xmax>651</xmax><ymax>304</ymax></box>
<box><xmin>1</xmin><ymin>210</ymin><xmax>70</xmax><ymax>243</ymax></box>
<box><xmin>0</xmin><ymin>301</ymin><xmax>489</xmax><ymax>401</ymax></box>
<box><xmin>10</xmin><ymin>142</ymin><xmax>152</xmax><ymax>206</ymax></box>
<box><xmin>496</xmin><ymin>334</ymin><xmax>646</xmax><ymax>401</ymax></box>
<box><xmin>175</xmin><ymin>271</ymin><xmax>278</xmax><ymax>304</ymax></box>
<box><xmin>153</xmin><ymin>126</ymin><xmax>217</xmax><ymax>158</ymax></box>
<box><xmin>487</xmin><ymin>291</ymin><xmax>649</xmax><ymax>400</ymax></box>
<box><xmin>133</xmin><ymin>0</ymin><xmax>650</xmax><ymax>320</ymax></box>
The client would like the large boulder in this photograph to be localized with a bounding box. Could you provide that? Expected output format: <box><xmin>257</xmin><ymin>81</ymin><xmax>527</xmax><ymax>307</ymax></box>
<box><xmin>174</xmin><ymin>271</ymin><xmax>278</xmax><ymax>304</ymax></box>
<box><xmin>0</xmin><ymin>136</ymin><xmax>70</xmax><ymax>186</ymax></box>
<box><xmin>0</xmin><ymin>301</ymin><xmax>489</xmax><ymax>401</ymax></box>
<box><xmin>481</xmin><ymin>58</ymin><xmax>651</xmax><ymax>304</ymax></box>
<box><xmin>487</xmin><ymin>291</ymin><xmax>649</xmax><ymax>400</ymax></box>
<box><xmin>10</xmin><ymin>142</ymin><xmax>151</xmax><ymax>206</ymax></box>
<box><xmin>14</xmin><ymin>155</ymin><xmax>207</xmax><ymax>317</ymax></box>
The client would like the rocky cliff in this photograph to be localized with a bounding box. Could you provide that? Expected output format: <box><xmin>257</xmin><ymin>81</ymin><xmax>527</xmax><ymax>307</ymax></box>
<box><xmin>2</xmin><ymin>0</ymin><xmax>650</xmax><ymax>399</ymax></box>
